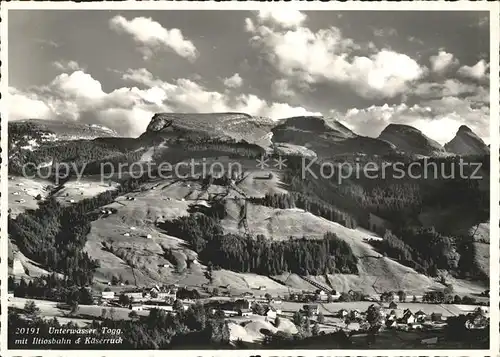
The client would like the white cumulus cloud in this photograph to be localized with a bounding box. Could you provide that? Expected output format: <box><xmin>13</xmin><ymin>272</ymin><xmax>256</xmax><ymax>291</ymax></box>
<box><xmin>429</xmin><ymin>50</ymin><xmax>458</xmax><ymax>73</ymax></box>
<box><xmin>254</xmin><ymin>10</ymin><xmax>307</xmax><ymax>29</ymax></box>
<box><xmin>109</xmin><ymin>15</ymin><xmax>198</xmax><ymax>61</ymax></box>
<box><xmin>341</xmin><ymin>94</ymin><xmax>489</xmax><ymax>145</ymax></box>
<box><xmin>246</xmin><ymin>15</ymin><xmax>425</xmax><ymax>99</ymax></box>
<box><xmin>9</xmin><ymin>69</ymin><xmax>320</xmax><ymax>137</ymax></box>
<box><xmin>457</xmin><ymin>59</ymin><xmax>489</xmax><ymax>81</ymax></box>
<box><xmin>223</xmin><ymin>73</ymin><xmax>243</xmax><ymax>88</ymax></box>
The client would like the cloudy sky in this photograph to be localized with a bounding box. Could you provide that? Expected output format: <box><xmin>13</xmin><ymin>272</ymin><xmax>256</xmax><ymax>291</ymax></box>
<box><xmin>8</xmin><ymin>10</ymin><xmax>490</xmax><ymax>144</ymax></box>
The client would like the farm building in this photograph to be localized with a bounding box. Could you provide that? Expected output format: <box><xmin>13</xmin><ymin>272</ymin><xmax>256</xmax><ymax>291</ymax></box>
<box><xmin>401</xmin><ymin>310</ymin><xmax>415</xmax><ymax>324</ymax></box>
<box><xmin>238</xmin><ymin>309</ymin><xmax>252</xmax><ymax>317</ymax></box>
<box><xmin>415</xmin><ymin>310</ymin><xmax>427</xmax><ymax>322</ymax></box>
<box><xmin>265</xmin><ymin>307</ymin><xmax>281</xmax><ymax>319</ymax></box>
<box><xmin>102</xmin><ymin>291</ymin><xmax>115</xmax><ymax>300</ymax></box>
<box><xmin>130</xmin><ymin>303</ymin><xmax>144</xmax><ymax>311</ymax></box>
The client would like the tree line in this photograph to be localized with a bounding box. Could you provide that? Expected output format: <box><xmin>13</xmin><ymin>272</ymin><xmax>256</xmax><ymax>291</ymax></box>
<box><xmin>9</xmin><ymin>176</ymin><xmax>150</xmax><ymax>286</ymax></box>
<box><xmin>8</xmin><ymin>301</ymin><xmax>232</xmax><ymax>349</ymax></box>
<box><xmin>160</xmin><ymin>214</ymin><xmax>358</xmax><ymax>276</ymax></box>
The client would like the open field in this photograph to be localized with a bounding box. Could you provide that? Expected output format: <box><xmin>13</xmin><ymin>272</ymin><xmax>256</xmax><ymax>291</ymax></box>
<box><xmin>10</xmin><ymin>297</ymin><xmax>149</xmax><ymax>325</ymax></box>
<box><xmin>8</xmin><ymin>176</ymin><xmax>52</xmax><ymax>218</ymax></box>
<box><xmin>9</xmin><ymin>172</ymin><xmax>487</xmax><ymax>297</ymax></box>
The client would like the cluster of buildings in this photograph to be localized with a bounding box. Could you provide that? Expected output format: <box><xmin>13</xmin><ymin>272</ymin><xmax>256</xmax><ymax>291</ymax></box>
<box><xmin>335</xmin><ymin>304</ymin><xmax>488</xmax><ymax>332</ymax></box>
<box><xmin>101</xmin><ymin>285</ymin><xmax>179</xmax><ymax>303</ymax></box>
<box><xmin>210</xmin><ymin>299</ymin><xmax>282</xmax><ymax>319</ymax></box>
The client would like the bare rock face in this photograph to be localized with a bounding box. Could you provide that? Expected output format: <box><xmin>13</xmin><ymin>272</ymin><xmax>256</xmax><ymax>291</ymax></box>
<box><xmin>146</xmin><ymin>113</ymin><xmax>173</xmax><ymax>132</ymax></box>
<box><xmin>143</xmin><ymin>112</ymin><xmax>276</xmax><ymax>147</ymax></box>
<box><xmin>378</xmin><ymin>123</ymin><xmax>446</xmax><ymax>156</ymax></box>
<box><xmin>445</xmin><ymin>125</ymin><xmax>489</xmax><ymax>156</ymax></box>
<box><xmin>271</xmin><ymin>115</ymin><xmax>394</xmax><ymax>159</ymax></box>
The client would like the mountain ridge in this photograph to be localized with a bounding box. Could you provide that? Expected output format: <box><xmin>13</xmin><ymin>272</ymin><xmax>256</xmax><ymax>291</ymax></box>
<box><xmin>445</xmin><ymin>125</ymin><xmax>489</xmax><ymax>156</ymax></box>
<box><xmin>9</xmin><ymin>113</ymin><xmax>488</xmax><ymax>161</ymax></box>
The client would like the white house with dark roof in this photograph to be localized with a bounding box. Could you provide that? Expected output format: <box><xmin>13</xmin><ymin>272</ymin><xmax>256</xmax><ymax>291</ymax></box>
<box><xmin>415</xmin><ymin>310</ymin><xmax>427</xmax><ymax>322</ymax></box>
<box><xmin>401</xmin><ymin>309</ymin><xmax>415</xmax><ymax>324</ymax></box>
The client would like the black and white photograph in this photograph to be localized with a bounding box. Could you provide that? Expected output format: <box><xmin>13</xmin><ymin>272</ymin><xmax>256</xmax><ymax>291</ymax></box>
<box><xmin>3</xmin><ymin>3</ymin><xmax>496</xmax><ymax>352</ymax></box>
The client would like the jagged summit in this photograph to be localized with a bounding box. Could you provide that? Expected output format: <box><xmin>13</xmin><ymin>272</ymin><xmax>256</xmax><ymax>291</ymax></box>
<box><xmin>445</xmin><ymin>125</ymin><xmax>489</xmax><ymax>156</ymax></box>
<box><xmin>378</xmin><ymin>123</ymin><xmax>445</xmax><ymax>156</ymax></box>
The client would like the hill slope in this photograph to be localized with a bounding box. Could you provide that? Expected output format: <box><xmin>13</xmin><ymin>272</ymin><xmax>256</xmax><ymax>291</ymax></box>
<box><xmin>378</xmin><ymin>123</ymin><xmax>446</xmax><ymax>156</ymax></box>
<box><xmin>143</xmin><ymin>112</ymin><xmax>275</xmax><ymax>147</ymax></box>
<box><xmin>8</xmin><ymin>112</ymin><xmax>490</xmax><ymax>298</ymax></box>
<box><xmin>445</xmin><ymin>125</ymin><xmax>490</xmax><ymax>156</ymax></box>
<box><xmin>271</xmin><ymin>116</ymin><xmax>395</xmax><ymax>159</ymax></box>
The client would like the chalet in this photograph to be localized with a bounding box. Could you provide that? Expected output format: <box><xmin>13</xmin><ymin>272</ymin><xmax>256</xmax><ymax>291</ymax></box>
<box><xmin>102</xmin><ymin>291</ymin><xmax>115</xmax><ymax>300</ymax></box>
<box><xmin>238</xmin><ymin>309</ymin><xmax>253</xmax><ymax>317</ymax></box>
<box><xmin>350</xmin><ymin>309</ymin><xmax>361</xmax><ymax>319</ymax></box>
<box><xmin>130</xmin><ymin>303</ymin><xmax>144</xmax><ymax>311</ymax></box>
<box><xmin>401</xmin><ymin>310</ymin><xmax>415</xmax><ymax>324</ymax></box>
<box><xmin>386</xmin><ymin>310</ymin><xmax>397</xmax><ymax>321</ymax></box>
<box><xmin>315</xmin><ymin>290</ymin><xmax>328</xmax><ymax>301</ymax></box>
<box><xmin>415</xmin><ymin>310</ymin><xmax>427</xmax><ymax>322</ymax></box>
<box><xmin>368</xmin><ymin>213</ymin><xmax>390</xmax><ymax>236</ymax></box>
<box><xmin>265</xmin><ymin>307</ymin><xmax>278</xmax><ymax>319</ymax></box>
<box><xmin>385</xmin><ymin>319</ymin><xmax>397</xmax><ymax>328</ymax></box>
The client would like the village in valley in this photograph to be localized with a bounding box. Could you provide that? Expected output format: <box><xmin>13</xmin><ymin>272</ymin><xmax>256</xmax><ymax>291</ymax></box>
<box><xmin>8</xmin><ymin>272</ymin><xmax>490</xmax><ymax>348</ymax></box>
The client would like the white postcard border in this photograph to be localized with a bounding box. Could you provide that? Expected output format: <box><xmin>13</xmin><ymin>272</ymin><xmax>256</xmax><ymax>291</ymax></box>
<box><xmin>1</xmin><ymin>1</ymin><xmax>498</xmax><ymax>356</ymax></box>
